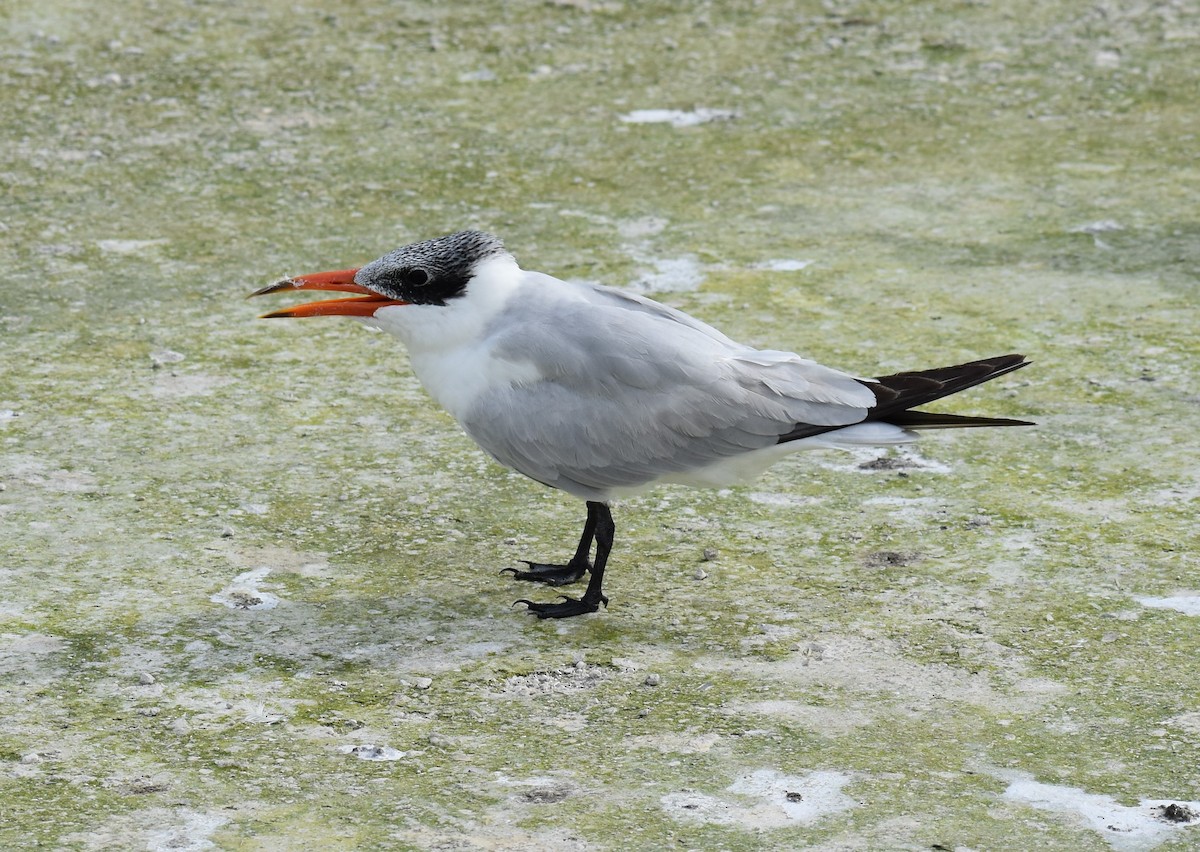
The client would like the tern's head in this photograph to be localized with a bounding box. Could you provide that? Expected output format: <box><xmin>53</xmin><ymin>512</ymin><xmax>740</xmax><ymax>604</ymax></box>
<box><xmin>249</xmin><ymin>231</ymin><xmax>512</xmax><ymax>318</ymax></box>
<box><xmin>358</xmin><ymin>231</ymin><xmax>508</xmax><ymax>306</ymax></box>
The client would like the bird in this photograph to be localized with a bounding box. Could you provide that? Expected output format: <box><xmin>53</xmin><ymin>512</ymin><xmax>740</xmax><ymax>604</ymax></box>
<box><xmin>250</xmin><ymin>230</ymin><xmax>1032</xmax><ymax>619</ymax></box>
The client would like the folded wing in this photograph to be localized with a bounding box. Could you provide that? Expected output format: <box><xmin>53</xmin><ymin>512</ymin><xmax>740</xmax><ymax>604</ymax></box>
<box><xmin>461</xmin><ymin>277</ymin><xmax>877</xmax><ymax>498</ymax></box>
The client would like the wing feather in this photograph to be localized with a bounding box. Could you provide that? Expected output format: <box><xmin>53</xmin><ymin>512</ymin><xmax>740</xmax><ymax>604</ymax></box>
<box><xmin>458</xmin><ymin>276</ymin><xmax>872</xmax><ymax>498</ymax></box>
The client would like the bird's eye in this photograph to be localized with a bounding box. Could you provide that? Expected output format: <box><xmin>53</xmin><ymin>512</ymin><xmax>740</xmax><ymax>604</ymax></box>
<box><xmin>398</xmin><ymin>267</ymin><xmax>430</xmax><ymax>288</ymax></box>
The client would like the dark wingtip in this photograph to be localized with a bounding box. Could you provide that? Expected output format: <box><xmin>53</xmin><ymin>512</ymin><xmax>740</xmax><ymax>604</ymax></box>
<box><xmin>778</xmin><ymin>353</ymin><xmax>1035</xmax><ymax>443</ymax></box>
<box><xmin>885</xmin><ymin>411</ymin><xmax>1036</xmax><ymax>429</ymax></box>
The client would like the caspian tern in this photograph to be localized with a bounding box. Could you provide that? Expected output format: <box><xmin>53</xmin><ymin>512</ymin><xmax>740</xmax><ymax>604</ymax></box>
<box><xmin>251</xmin><ymin>231</ymin><xmax>1031</xmax><ymax>618</ymax></box>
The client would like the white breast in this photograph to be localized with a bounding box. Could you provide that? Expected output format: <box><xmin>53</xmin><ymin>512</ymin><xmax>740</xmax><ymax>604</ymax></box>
<box><xmin>408</xmin><ymin>345</ymin><xmax>543</xmax><ymax>421</ymax></box>
<box><xmin>360</xmin><ymin>254</ymin><xmax>544</xmax><ymax>420</ymax></box>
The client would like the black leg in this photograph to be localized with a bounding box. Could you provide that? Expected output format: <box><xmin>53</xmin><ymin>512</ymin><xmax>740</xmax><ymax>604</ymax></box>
<box><xmin>500</xmin><ymin>501</ymin><xmax>598</xmax><ymax>586</ymax></box>
<box><xmin>515</xmin><ymin>502</ymin><xmax>614</xmax><ymax>619</ymax></box>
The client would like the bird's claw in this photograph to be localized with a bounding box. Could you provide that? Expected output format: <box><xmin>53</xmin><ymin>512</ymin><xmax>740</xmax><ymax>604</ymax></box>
<box><xmin>501</xmin><ymin>560</ymin><xmax>589</xmax><ymax>586</ymax></box>
<box><xmin>514</xmin><ymin>594</ymin><xmax>608</xmax><ymax>619</ymax></box>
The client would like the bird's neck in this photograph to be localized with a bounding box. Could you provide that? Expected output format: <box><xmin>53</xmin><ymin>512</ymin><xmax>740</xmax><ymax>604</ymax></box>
<box><xmin>365</xmin><ymin>254</ymin><xmax>522</xmax><ymax>354</ymax></box>
<box><xmin>362</xmin><ymin>254</ymin><xmax>536</xmax><ymax>420</ymax></box>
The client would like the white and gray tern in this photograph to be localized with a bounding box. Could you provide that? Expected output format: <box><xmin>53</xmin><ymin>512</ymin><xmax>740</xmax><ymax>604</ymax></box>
<box><xmin>252</xmin><ymin>231</ymin><xmax>1032</xmax><ymax>618</ymax></box>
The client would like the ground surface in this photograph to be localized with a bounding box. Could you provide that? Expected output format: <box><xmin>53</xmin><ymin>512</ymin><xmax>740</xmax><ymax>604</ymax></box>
<box><xmin>2</xmin><ymin>0</ymin><xmax>1199</xmax><ymax>849</ymax></box>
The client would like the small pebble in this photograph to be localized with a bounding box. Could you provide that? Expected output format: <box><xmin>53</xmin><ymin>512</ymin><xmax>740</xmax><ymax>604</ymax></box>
<box><xmin>693</xmin><ymin>568</ymin><xmax>708</xmax><ymax>580</ymax></box>
<box><xmin>702</xmin><ymin>548</ymin><xmax>718</xmax><ymax>561</ymax></box>
<box><xmin>413</xmin><ymin>677</ymin><xmax>433</xmax><ymax>690</ymax></box>
<box><xmin>344</xmin><ymin>744</ymin><xmax>405</xmax><ymax>761</ymax></box>
<box><xmin>138</xmin><ymin>672</ymin><xmax>156</xmax><ymax>685</ymax></box>
<box><xmin>643</xmin><ymin>673</ymin><xmax>661</xmax><ymax>687</ymax></box>
<box><xmin>219</xmin><ymin>526</ymin><xmax>234</xmax><ymax>538</ymax></box>
<box><xmin>21</xmin><ymin>752</ymin><xmax>41</xmax><ymax>765</ymax></box>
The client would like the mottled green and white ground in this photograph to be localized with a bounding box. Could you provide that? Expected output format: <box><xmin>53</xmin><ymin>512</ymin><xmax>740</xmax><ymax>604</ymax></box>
<box><xmin>3</xmin><ymin>0</ymin><xmax>1199</xmax><ymax>849</ymax></box>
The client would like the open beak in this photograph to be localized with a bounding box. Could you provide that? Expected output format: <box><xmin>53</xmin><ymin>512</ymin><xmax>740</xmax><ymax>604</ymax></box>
<box><xmin>248</xmin><ymin>268</ymin><xmax>408</xmax><ymax>318</ymax></box>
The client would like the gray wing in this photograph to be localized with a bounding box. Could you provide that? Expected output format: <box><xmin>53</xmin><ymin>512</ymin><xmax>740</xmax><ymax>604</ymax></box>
<box><xmin>460</xmin><ymin>274</ymin><xmax>876</xmax><ymax>498</ymax></box>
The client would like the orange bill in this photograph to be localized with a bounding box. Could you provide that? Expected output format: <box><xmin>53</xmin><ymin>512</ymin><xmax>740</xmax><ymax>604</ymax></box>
<box><xmin>248</xmin><ymin>268</ymin><xmax>408</xmax><ymax>318</ymax></box>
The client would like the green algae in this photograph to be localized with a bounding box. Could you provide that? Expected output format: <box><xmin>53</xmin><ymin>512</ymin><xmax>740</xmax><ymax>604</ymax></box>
<box><xmin>4</xmin><ymin>0</ymin><xmax>1200</xmax><ymax>848</ymax></box>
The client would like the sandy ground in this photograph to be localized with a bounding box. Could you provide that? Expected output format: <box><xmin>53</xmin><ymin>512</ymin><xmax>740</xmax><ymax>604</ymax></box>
<box><xmin>2</xmin><ymin>0</ymin><xmax>1200</xmax><ymax>849</ymax></box>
